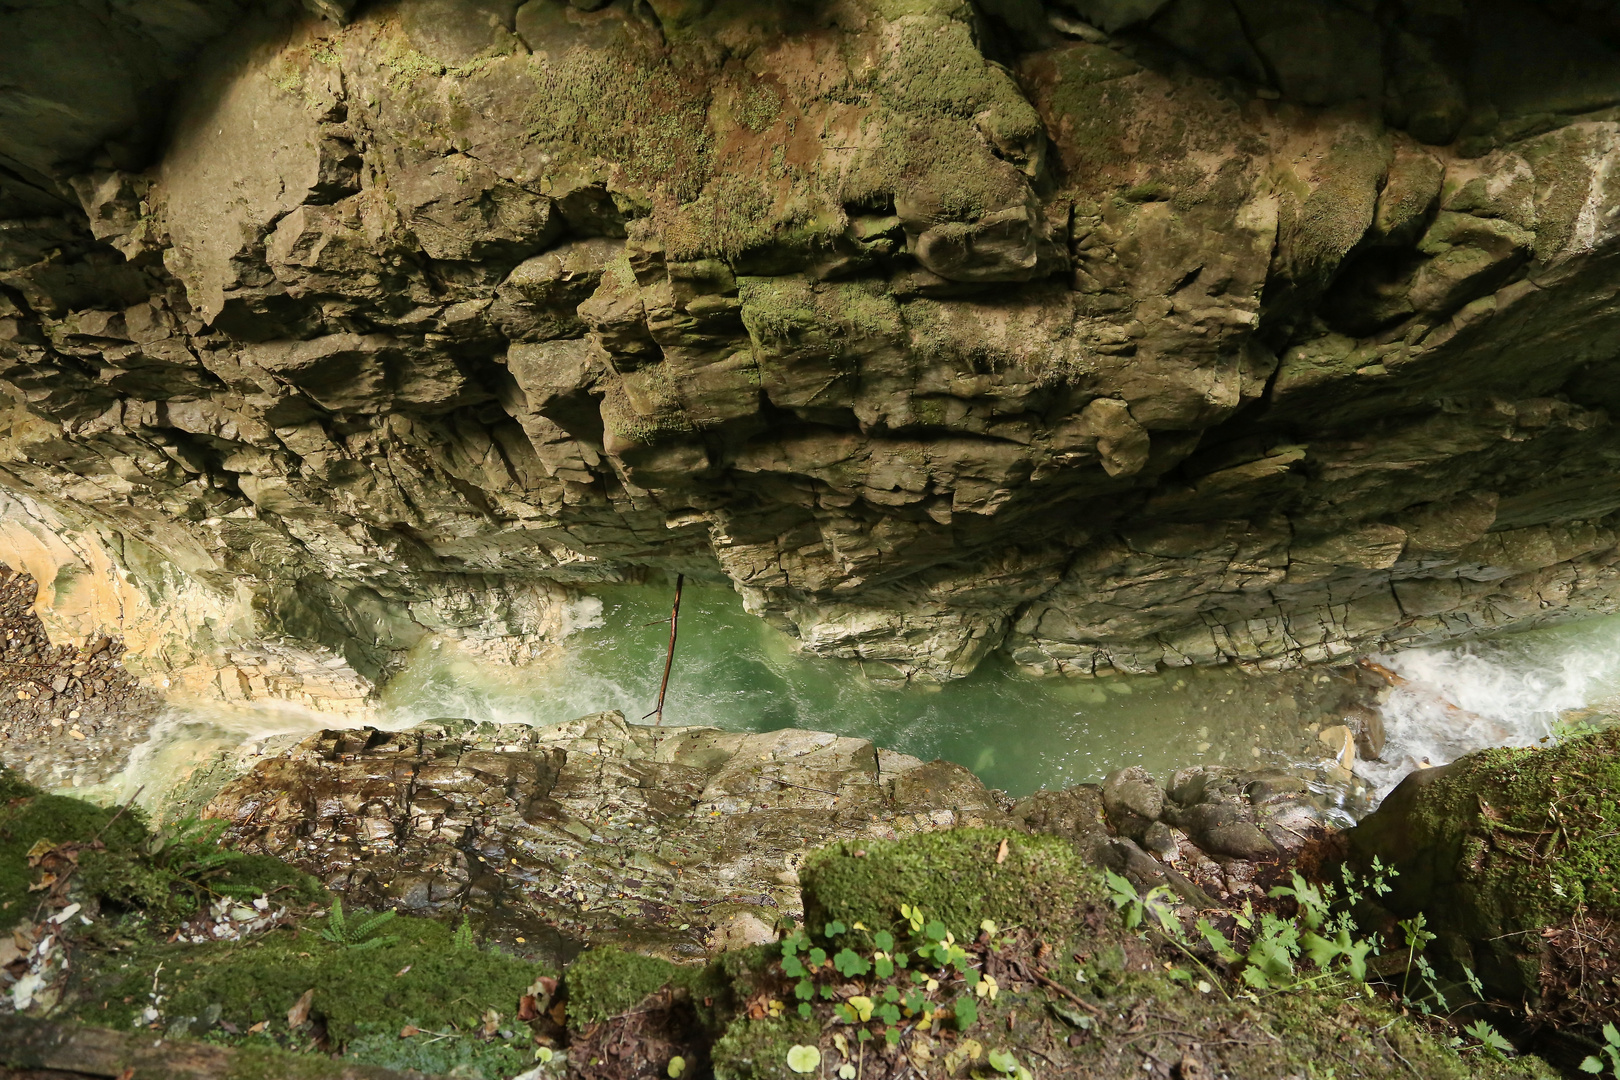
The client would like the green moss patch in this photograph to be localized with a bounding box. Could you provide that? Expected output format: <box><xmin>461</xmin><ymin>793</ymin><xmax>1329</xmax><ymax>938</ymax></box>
<box><xmin>1359</xmin><ymin>730</ymin><xmax>1620</xmax><ymax>929</ymax></box>
<box><xmin>0</xmin><ymin>771</ymin><xmax>145</xmax><ymax>916</ymax></box>
<box><xmin>0</xmin><ymin>765</ymin><xmax>319</xmax><ymax>925</ymax></box>
<box><xmin>72</xmin><ymin>912</ymin><xmax>543</xmax><ymax>1050</ymax></box>
<box><xmin>566</xmin><ymin>946</ymin><xmax>686</xmax><ymax>1028</ymax></box>
<box><xmin>798</xmin><ymin>828</ymin><xmax>1100</xmax><ymax>944</ymax></box>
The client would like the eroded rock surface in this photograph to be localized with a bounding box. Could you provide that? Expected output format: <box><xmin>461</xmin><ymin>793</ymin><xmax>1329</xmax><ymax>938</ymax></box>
<box><xmin>5</xmin><ymin>0</ymin><xmax>1620</xmax><ymax>683</ymax></box>
<box><xmin>204</xmin><ymin>711</ymin><xmax>1009</xmax><ymax>963</ymax></box>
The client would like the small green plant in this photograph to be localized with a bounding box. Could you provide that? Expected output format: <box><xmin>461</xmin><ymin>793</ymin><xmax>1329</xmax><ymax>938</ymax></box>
<box><xmin>1104</xmin><ymin>868</ymin><xmax>1178</xmax><ymax>933</ymax></box>
<box><xmin>452</xmin><ymin>915</ymin><xmax>474</xmax><ymax>951</ymax></box>
<box><xmin>1105</xmin><ymin>870</ymin><xmax>1230</xmax><ymax>998</ymax></box>
<box><xmin>320</xmin><ymin>897</ymin><xmax>400</xmax><ymax>951</ymax></box>
<box><xmin>1581</xmin><ymin>1022</ymin><xmax>1620</xmax><ymax>1074</ymax></box>
<box><xmin>1462</xmin><ymin>1019</ymin><xmax>1514</xmax><ymax>1060</ymax></box>
<box><xmin>777</xmin><ymin>902</ymin><xmax>990</xmax><ymax>1045</ymax></box>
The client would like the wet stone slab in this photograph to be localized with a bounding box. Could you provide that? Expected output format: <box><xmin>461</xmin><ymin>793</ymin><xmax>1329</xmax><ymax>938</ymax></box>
<box><xmin>204</xmin><ymin>712</ymin><xmax>1013</xmax><ymax>965</ymax></box>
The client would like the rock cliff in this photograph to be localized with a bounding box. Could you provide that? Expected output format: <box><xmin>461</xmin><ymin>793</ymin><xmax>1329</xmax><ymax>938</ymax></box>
<box><xmin>5</xmin><ymin>0</ymin><xmax>1620</xmax><ymax>685</ymax></box>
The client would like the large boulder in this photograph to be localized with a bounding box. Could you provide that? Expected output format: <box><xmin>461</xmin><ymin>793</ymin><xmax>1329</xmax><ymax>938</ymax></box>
<box><xmin>1348</xmin><ymin>730</ymin><xmax>1620</xmax><ymax>1019</ymax></box>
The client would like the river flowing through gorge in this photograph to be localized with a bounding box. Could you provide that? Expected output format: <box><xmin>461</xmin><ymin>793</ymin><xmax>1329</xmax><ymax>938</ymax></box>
<box><xmin>77</xmin><ymin>579</ymin><xmax>1620</xmax><ymax>816</ymax></box>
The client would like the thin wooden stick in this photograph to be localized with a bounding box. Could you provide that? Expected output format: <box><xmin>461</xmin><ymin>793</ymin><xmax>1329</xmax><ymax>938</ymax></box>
<box><xmin>643</xmin><ymin>573</ymin><xmax>684</xmax><ymax>725</ymax></box>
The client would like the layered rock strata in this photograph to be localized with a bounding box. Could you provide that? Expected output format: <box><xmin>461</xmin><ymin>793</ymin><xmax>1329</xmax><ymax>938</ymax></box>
<box><xmin>204</xmin><ymin>711</ymin><xmax>1011</xmax><ymax>963</ymax></box>
<box><xmin>200</xmin><ymin>708</ymin><xmax>1346</xmax><ymax>967</ymax></box>
<box><xmin>5</xmin><ymin>0</ymin><xmax>1620</xmax><ymax>682</ymax></box>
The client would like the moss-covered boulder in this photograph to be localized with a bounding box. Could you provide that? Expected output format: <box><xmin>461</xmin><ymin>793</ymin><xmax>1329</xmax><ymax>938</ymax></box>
<box><xmin>1348</xmin><ymin>730</ymin><xmax>1620</xmax><ymax>1009</ymax></box>
<box><xmin>799</xmin><ymin>828</ymin><xmax>1096</xmax><ymax>944</ymax></box>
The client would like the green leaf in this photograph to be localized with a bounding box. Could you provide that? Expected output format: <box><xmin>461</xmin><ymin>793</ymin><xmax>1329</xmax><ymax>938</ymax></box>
<box><xmin>668</xmin><ymin>1056</ymin><xmax>686</xmax><ymax>1078</ymax></box>
<box><xmin>825</xmin><ymin>920</ymin><xmax>848</xmax><ymax>938</ymax></box>
<box><xmin>883</xmin><ymin>987</ymin><xmax>900</xmax><ymax>1003</ymax></box>
<box><xmin>1239</xmin><ymin>966</ymin><xmax>1272</xmax><ymax>991</ymax></box>
<box><xmin>924</xmin><ymin>920</ymin><xmax>947</xmax><ymax>943</ymax></box>
<box><xmin>874</xmin><ymin>930</ymin><xmax>895</xmax><ymax>952</ymax></box>
<box><xmin>1605</xmin><ymin>1023</ymin><xmax>1620</xmax><ymax>1046</ymax></box>
<box><xmin>786</xmin><ymin>1045</ymin><xmax>821</xmax><ymax>1074</ymax></box>
<box><xmin>987</xmin><ymin>1049</ymin><xmax>1019</xmax><ymax>1074</ymax></box>
<box><xmin>799</xmin><ymin>1002</ymin><xmax>813</xmax><ymax>1019</ymax></box>
<box><xmin>808</xmin><ymin>948</ymin><xmax>827</xmax><ymax>967</ymax></box>
<box><xmin>1301</xmin><ymin>931</ymin><xmax>1343</xmax><ymax>971</ymax></box>
<box><xmin>783</xmin><ymin>956</ymin><xmax>806</xmax><ymax>978</ymax></box>
<box><xmin>885</xmin><ymin>1027</ymin><xmax>901</xmax><ymax>1047</ymax></box>
<box><xmin>1579</xmin><ymin>1056</ymin><xmax>1604</xmax><ymax>1074</ymax></box>
<box><xmin>833</xmin><ymin>948</ymin><xmax>872</xmax><ymax>977</ymax></box>
<box><xmin>1196</xmin><ymin>918</ymin><xmax>1241</xmax><ymax>963</ymax></box>
<box><xmin>795</xmin><ymin>978</ymin><xmax>814</xmax><ymax>1001</ymax></box>
<box><xmin>877</xmin><ymin>1003</ymin><xmax>901</xmax><ymax>1025</ymax></box>
<box><xmin>1342</xmin><ymin>934</ymin><xmax>1375</xmax><ymax>982</ymax></box>
<box><xmin>874</xmin><ymin>957</ymin><xmax>894</xmax><ymax>978</ymax></box>
<box><xmin>1464</xmin><ymin>1020</ymin><xmax>1514</xmax><ymax>1054</ymax></box>
<box><xmin>953</xmin><ymin>995</ymin><xmax>978</xmax><ymax>1030</ymax></box>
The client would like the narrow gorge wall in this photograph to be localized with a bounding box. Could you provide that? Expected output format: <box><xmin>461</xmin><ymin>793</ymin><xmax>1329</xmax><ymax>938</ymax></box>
<box><xmin>4</xmin><ymin>0</ymin><xmax>1620</xmax><ymax>686</ymax></box>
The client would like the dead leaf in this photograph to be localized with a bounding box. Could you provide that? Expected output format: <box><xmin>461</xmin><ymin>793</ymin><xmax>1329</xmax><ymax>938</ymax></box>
<box><xmin>1176</xmin><ymin>1057</ymin><xmax>1207</xmax><ymax>1080</ymax></box>
<box><xmin>117</xmin><ymin>1069</ymin><xmax>135</xmax><ymax>1080</ymax></box>
<box><xmin>27</xmin><ymin>873</ymin><xmax>56</xmax><ymax>893</ymax></box>
<box><xmin>287</xmin><ymin>988</ymin><xmax>314</xmax><ymax>1029</ymax></box>
<box><xmin>518</xmin><ymin>995</ymin><xmax>541</xmax><ymax>1022</ymax></box>
<box><xmin>995</xmin><ymin>839</ymin><xmax>1008</xmax><ymax>865</ymax></box>
<box><xmin>548</xmin><ymin>1001</ymin><xmax>566</xmax><ymax>1026</ymax></box>
<box><xmin>25</xmin><ymin>839</ymin><xmax>56</xmax><ymax>864</ymax></box>
<box><xmin>481</xmin><ymin>1008</ymin><xmax>501</xmax><ymax>1037</ymax></box>
<box><xmin>394</xmin><ymin>965</ymin><xmax>411</xmax><ymax>977</ymax></box>
<box><xmin>400</xmin><ymin>1025</ymin><xmax>422</xmax><ymax>1038</ymax></box>
<box><xmin>247</xmin><ymin>1020</ymin><xmax>268</xmax><ymax>1034</ymax></box>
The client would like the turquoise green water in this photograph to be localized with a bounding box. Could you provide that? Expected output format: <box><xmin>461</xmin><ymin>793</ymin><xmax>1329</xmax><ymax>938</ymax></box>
<box><xmin>380</xmin><ymin>583</ymin><xmax>1346</xmax><ymax>796</ymax></box>
<box><xmin>100</xmin><ymin>582</ymin><xmax>1620</xmax><ymax>810</ymax></box>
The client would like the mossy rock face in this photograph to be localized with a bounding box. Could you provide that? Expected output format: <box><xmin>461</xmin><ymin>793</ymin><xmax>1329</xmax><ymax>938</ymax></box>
<box><xmin>798</xmin><ymin>827</ymin><xmax>1099</xmax><ymax>943</ymax></box>
<box><xmin>1348</xmin><ymin>730</ymin><xmax>1620</xmax><ymax>999</ymax></box>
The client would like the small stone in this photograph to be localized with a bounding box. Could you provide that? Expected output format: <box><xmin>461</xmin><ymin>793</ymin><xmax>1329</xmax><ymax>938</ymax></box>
<box><xmin>1201</xmin><ymin>822</ymin><xmax>1278</xmax><ymax>861</ymax></box>
<box><xmin>1141</xmin><ymin>821</ymin><xmax>1177</xmax><ymax>859</ymax></box>
<box><xmin>1102</xmin><ymin>767</ymin><xmax>1165</xmax><ymax>839</ymax></box>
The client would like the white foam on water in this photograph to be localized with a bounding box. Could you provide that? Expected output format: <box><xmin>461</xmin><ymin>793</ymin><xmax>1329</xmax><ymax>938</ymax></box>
<box><xmin>1363</xmin><ymin>613</ymin><xmax>1620</xmax><ymax>797</ymax></box>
